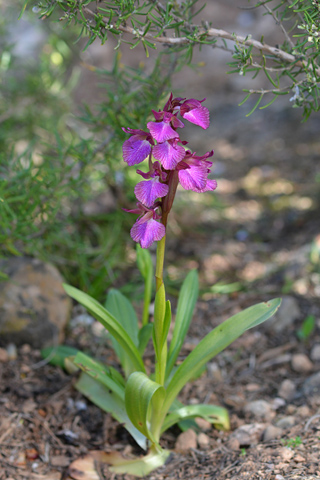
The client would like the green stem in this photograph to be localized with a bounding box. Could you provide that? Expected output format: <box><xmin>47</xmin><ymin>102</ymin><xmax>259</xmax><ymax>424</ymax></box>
<box><xmin>155</xmin><ymin>232</ymin><xmax>166</xmax><ymax>292</ymax></box>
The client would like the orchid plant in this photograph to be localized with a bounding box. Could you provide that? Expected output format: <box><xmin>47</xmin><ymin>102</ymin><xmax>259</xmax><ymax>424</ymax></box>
<box><xmin>45</xmin><ymin>94</ymin><xmax>281</xmax><ymax>477</ymax></box>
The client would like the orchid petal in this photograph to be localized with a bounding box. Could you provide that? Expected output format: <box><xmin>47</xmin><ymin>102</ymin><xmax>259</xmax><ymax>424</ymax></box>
<box><xmin>153</xmin><ymin>141</ymin><xmax>186</xmax><ymax>170</ymax></box>
<box><xmin>134</xmin><ymin>178</ymin><xmax>169</xmax><ymax>207</ymax></box>
<box><xmin>178</xmin><ymin>164</ymin><xmax>208</xmax><ymax>192</ymax></box>
<box><xmin>147</xmin><ymin>121</ymin><xmax>179</xmax><ymax>143</ymax></box>
<box><xmin>122</xmin><ymin>137</ymin><xmax>152</xmax><ymax>166</ymax></box>
<box><xmin>181</xmin><ymin>106</ymin><xmax>210</xmax><ymax>129</ymax></box>
<box><xmin>196</xmin><ymin>179</ymin><xmax>218</xmax><ymax>193</ymax></box>
<box><xmin>131</xmin><ymin>214</ymin><xmax>166</xmax><ymax>249</ymax></box>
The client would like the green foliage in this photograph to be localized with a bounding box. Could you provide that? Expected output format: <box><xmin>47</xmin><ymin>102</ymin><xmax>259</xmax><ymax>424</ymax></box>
<box><xmin>297</xmin><ymin>314</ymin><xmax>315</xmax><ymax>340</ymax></box>
<box><xmin>281</xmin><ymin>436</ymin><xmax>302</xmax><ymax>448</ymax></box>
<box><xmin>1</xmin><ymin>4</ymin><xmax>178</xmax><ymax>297</ymax></box>
<box><xmin>23</xmin><ymin>0</ymin><xmax>320</xmax><ymax>119</ymax></box>
<box><xmin>45</xmin><ymin>272</ymin><xmax>280</xmax><ymax>476</ymax></box>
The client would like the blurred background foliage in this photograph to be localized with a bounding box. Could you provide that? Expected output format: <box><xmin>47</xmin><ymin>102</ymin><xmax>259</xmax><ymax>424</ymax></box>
<box><xmin>1</xmin><ymin>0</ymin><xmax>319</xmax><ymax>301</ymax></box>
<box><xmin>0</xmin><ymin>1</ymin><xmax>178</xmax><ymax>298</ymax></box>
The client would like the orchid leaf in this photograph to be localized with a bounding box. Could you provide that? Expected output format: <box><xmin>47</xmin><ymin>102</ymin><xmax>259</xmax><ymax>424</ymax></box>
<box><xmin>125</xmin><ymin>372</ymin><xmax>165</xmax><ymax>444</ymax></box>
<box><xmin>75</xmin><ymin>373</ymin><xmax>148</xmax><ymax>450</ymax></box>
<box><xmin>85</xmin><ymin>447</ymin><xmax>170</xmax><ymax>477</ymax></box>
<box><xmin>73</xmin><ymin>351</ymin><xmax>125</xmax><ymax>399</ymax></box>
<box><xmin>138</xmin><ymin>323</ymin><xmax>153</xmax><ymax>355</ymax></box>
<box><xmin>164</xmin><ymin>298</ymin><xmax>281</xmax><ymax>413</ymax></box>
<box><xmin>41</xmin><ymin>345</ymin><xmax>79</xmax><ymax>369</ymax></box>
<box><xmin>63</xmin><ymin>284</ymin><xmax>145</xmax><ymax>373</ymax></box>
<box><xmin>136</xmin><ymin>244</ymin><xmax>153</xmax><ymax>326</ymax></box>
<box><xmin>105</xmin><ymin>288</ymin><xmax>139</xmax><ymax>376</ymax></box>
<box><xmin>161</xmin><ymin>404</ymin><xmax>229</xmax><ymax>434</ymax></box>
<box><xmin>166</xmin><ymin>270</ymin><xmax>199</xmax><ymax>377</ymax></box>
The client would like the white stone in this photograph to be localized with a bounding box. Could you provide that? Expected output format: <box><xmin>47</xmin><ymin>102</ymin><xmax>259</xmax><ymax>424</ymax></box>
<box><xmin>291</xmin><ymin>353</ymin><xmax>313</xmax><ymax>373</ymax></box>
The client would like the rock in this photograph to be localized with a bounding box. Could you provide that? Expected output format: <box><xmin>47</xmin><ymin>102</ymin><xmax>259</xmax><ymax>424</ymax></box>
<box><xmin>0</xmin><ymin>347</ymin><xmax>9</xmax><ymax>362</ymax></box>
<box><xmin>291</xmin><ymin>353</ymin><xmax>313</xmax><ymax>373</ymax></box>
<box><xmin>263</xmin><ymin>425</ymin><xmax>283</xmax><ymax>442</ymax></box>
<box><xmin>302</xmin><ymin>371</ymin><xmax>320</xmax><ymax>395</ymax></box>
<box><xmin>310</xmin><ymin>344</ymin><xmax>320</xmax><ymax>361</ymax></box>
<box><xmin>279</xmin><ymin>446</ymin><xmax>294</xmax><ymax>462</ymax></box>
<box><xmin>230</xmin><ymin>423</ymin><xmax>265</xmax><ymax>447</ymax></box>
<box><xmin>197</xmin><ymin>433</ymin><xmax>210</xmax><ymax>449</ymax></box>
<box><xmin>296</xmin><ymin>405</ymin><xmax>310</xmax><ymax>417</ymax></box>
<box><xmin>267</xmin><ymin>296</ymin><xmax>300</xmax><ymax>332</ymax></box>
<box><xmin>195</xmin><ymin>417</ymin><xmax>212</xmax><ymax>431</ymax></box>
<box><xmin>272</xmin><ymin>397</ymin><xmax>286</xmax><ymax>410</ymax></box>
<box><xmin>227</xmin><ymin>437</ymin><xmax>240</xmax><ymax>450</ymax></box>
<box><xmin>207</xmin><ymin>361</ymin><xmax>223</xmax><ymax>382</ymax></box>
<box><xmin>276</xmin><ymin>416</ymin><xmax>296</xmax><ymax>429</ymax></box>
<box><xmin>175</xmin><ymin>429</ymin><xmax>197</xmax><ymax>452</ymax></box>
<box><xmin>0</xmin><ymin>257</ymin><xmax>71</xmax><ymax>348</ymax></box>
<box><xmin>278</xmin><ymin>379</ymin><xmax>296</xmax><ymax>401</ymax></box>
<box><xmin>244</xmin><ymin>400</ymin><xmax>274</xmax><ymax>421</ymax></box>
<box><xmin>294</xmin><ymin>454</ymin><xmax>306</xmax><ymax>463</ymax></box>
<box><xmin>7</xmin><ymin>343</ymin><xmax>17</xmax><ymax>361</ymax></box>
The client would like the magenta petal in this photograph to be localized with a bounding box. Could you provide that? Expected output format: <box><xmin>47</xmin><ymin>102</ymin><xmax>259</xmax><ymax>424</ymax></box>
<box><xmin>178</xmin><ymin>164</ymin><xmax>208</xmax><ymax>191</ymax></box>
<box><xmin>153</xmin><ymin>141</ymin><xmax>186</xmax><ymax>170</ymax></box>
<box><xmin>122</xmin><ymin>137</ymin><xmax>152</xmax><ymax>166</ymax></box>
<box><xmin>134</xmin><ymin>178</ymin><xmax>169</xmax><ymax>207</ymax></box>
<box><xmin>197</xmin><ymin>179</ymin><xmax>218</xmax><ymax>193</ymax></box>
<box><xmin>131</xmin><ymin>215</ymin><xmax>166</xmax><ymax>249</ymax></box>
<box><xmin>182</xmin><ymin>106</ymin><xmax>210</xmax><ymax>129</ymax></box>
<box><xmin>147</xmin><ymin>121</ymin><xmax>179</xmax><ymax>143</ymax></box>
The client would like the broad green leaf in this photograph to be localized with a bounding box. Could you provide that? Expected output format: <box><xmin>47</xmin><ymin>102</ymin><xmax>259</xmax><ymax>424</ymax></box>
<box><xmin>63</xmin><ymin>284</ymin><xmax>145</xmax><ymax>373</ymax></box>
<box><xmin>73</xmin><ymin>351</ymin><xmax>125</xmax><ymax>400</ymax></box>
<box><xmin>138</xmin><ymin>323</ymin><xmax>153</xmax><ymax>355</ymax></box>
<box><xmin>75</xmin><ymin>373</ymin><xmax>147</xmax><ymax>450</ymax></box>
<box><xmin>161</xmin><ymin>404</ymin><xmax>229</xmax><ymax>433</ymax></box>
<box><xmin>167</xmin><ymin>270</ymin><xmax>199</xmax><ymax>377</ymax></box>
<box><xmin>164</xmin><ymin>298</ymin><xmax>281</xmax><ymax>414</ymax></box>
<box><xmin>98</xmin><ymin>446</ymin><xmax>170</xmax><ymax>477</ymax></box>
<box><xmin>105</xmin><ymin>288</ymin><xmax>139</xmax><ymax>376</ymax></box>
<box><xmin>41</xmin><ymin>345</ymin><xmax>79</xmax><ymax>369</ymax></box>
<box><xmin>136</xmin><ymin>244</ymin><xmax>153</xmax><ymax>326</ymax></box>
<box><xmin>125</xmin><ymin>372</ymin><xmax>165</xmax><ymax>444</ymax></box>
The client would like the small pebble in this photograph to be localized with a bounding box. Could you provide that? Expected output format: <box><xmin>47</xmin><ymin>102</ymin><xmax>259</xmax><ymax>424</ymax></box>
<box><xmin>231</xmin><ymin>423</ymin><xmax>265</xmax><ymax>447</ymax></box>
<box><xmin>276</xmin><ymin>416</ymin><xmax>296</xmax><ymax>429</ymax></box>
<box><xmin>272</xmin><ymin>397</ymin><xmax>286</xmax><ymax>410</ymax></box>
<box><xmin>175</xmin><ymin>429</ymin><xmax>197</xmax><ymax>452</ymax></box>
<box><xmin>197</xmin><ymin>433</ymin><xmax>210</xmax><ymax>449</ymax></box>
<box><xmin>275</xmin><ymin>475</ymin><xmax>285</xmax><ymax>480</ymax></box>
<box><xmin>302</xmin><ymin>371</ymin><xmax>320</xmax><ymax>394</ymax></box>
<box><xmin>291</xmin><ymin>353</ymin><xmax>313</xmax><ymax>373</ymax></box>
<box><xmin>296</xmin><ymin>405</ymin><xmax>310</xmax><ymax>417</ymax></box>
<box><xmin>0</xmin><ymin>348</ymin><xmax>9</xmax><ymax>363</ymax></box>
<box><xmin>310</xmin><ymin>344</ymin><xmax>320</xmax><ymax>361</ymax></box>
<box><xmin>294</xmin><ymin>454</ymin><xmax>306</xmax><ymax>463</ymax></box>
<box><xmin>278</xmin><ymin>379</ymin><xmax>296</xmax><ymax>401</ymax></box>
<box><xmin>207</xmin><ymin>362</ymin><xmax>223</xmax><ymax>382</ymax></box>
<box><xmin>227</xmin><ymin>437</ymin><xmax>240</xmax><ymax>450</ymax></box>
<box><xmin>279</xmin><ymin>446</ymin><xmax>294</xmax><ymax>461</ymax></box>
<box><xmin>195</xmin><ymin>417</ymin><xmax>211</xmax><ymax>431</ymax></box>
<box><xmin>244</xmin><ymin>400</ymin><xmax>274</xmax><ymax>421</ymax></box>
<box><xmin>7</xmin><ymin>343</ymin><xmax>17</xmax><ymax>361</ymax></box>
<box><xmin>20</xmin><ymin>344</ymin><xmax>32</xmax><ymax>354</ymax></box>
<box><xmin>263</xmin><ymin>425</ymin><xmax>283</xmax><ymax>442</ymax></box>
